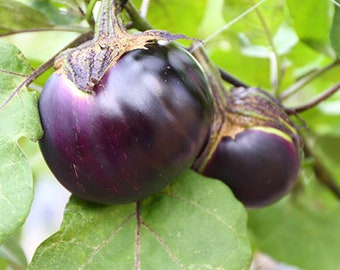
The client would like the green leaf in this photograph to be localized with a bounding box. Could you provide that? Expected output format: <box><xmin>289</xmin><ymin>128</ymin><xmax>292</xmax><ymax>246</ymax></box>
<box><xmin>0</xmin><ymin>41</ymin><xmax>43</xmax><ymax>244</ymax></box>
<box><xmin>238</xmin><ymin>22</ymin><xmax>299</xmax><ymax>59</ymax></box>
<box><xmin>30</xmin><ymin>0</ymin><xmax>84</xmax><ymax>25</ymax></box>
<box><xmin>287</xmin><ymin>0</ymin><xmax>334</xmax><ymax>56</ymax></box>
<box><xmin>0</xmin><ymin>235</ymin><xmax>28</xmax><ymax>269</ymax></box>
<box><xmin>201</xmin><ymin>0</ymin><xmax>289</xmax><ymax>90</ymax></box>
<box><xmin>132</xmin><ymin>0</ymin><xmax>206</xmax><ymax>38</ymax></box>
<box><xmin>248</xmin><ymin>179</ymin><xmax>340</xmax><ymax>270</ymax></box>
<box><xmin>197</xmin><ymin>0</ymin><xmax>226</xmax><ymax>39</ymax></box>
<box><xmin>330</xmin><ymin>1</ymin><xmax>340</xmax><ymax>58</ymax></box>
<box><xmin>29</xmin><ymin>171</ymin><xmax>252</xmax><ymax>270</ymax></box>
<box><xmin>308</xmin><ymin>134</ymin><xmax>340</xmax><ymax>190</ymax></box>
<box><xmin>0</xmin><ymin>0</ymin><xmax>53</xmax><ymax>36</ymax></box>
<box><xmin>222</xmin><ymin>0</ymin><xmax>286</xmax><ymax>45</ymax></box>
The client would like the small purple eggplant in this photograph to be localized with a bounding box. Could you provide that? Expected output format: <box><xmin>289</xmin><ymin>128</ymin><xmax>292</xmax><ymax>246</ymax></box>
<box><xmin>193</xmin><ymin>87</ymin><xmax>302</xmax><ymax>208</ymax></box>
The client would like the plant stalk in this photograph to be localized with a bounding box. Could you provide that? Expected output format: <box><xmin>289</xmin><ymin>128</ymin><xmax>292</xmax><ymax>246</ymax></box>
<box><xmin>124</xmin><ymin>1</ymin><xmax>153</xmax><ymax>31</ymax></box>
<box><xmin>280</xmin><ymin>60</ymin><xmax>340</xmax><ymax>100</ymax></box>
<box><xmin>219</xmin><ymin>68</ymin><xmax>248</xmax><ymax>88</ymax></box>
<box><xmin>290</xmin><ymin>82</ymin><xmax>340</xmax><ymax>113</ymax></box>
<box><xmin>85</xmin><ymin>0</ymin><xmax>98</xmax><ymax>27</ymax></box>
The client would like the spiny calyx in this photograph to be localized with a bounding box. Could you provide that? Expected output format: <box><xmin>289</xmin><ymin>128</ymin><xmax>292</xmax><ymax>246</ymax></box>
<box><xmin>54</xmin><ymin>0</ymin><xmax>196</xmax><ymax>93</ymax></box>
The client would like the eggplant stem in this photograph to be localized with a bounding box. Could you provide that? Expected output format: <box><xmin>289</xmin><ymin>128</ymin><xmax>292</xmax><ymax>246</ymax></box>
<box><xmin>94</xmin><ymin>0</ymin><xmax>121</xmax><ymax>39</ymax></box>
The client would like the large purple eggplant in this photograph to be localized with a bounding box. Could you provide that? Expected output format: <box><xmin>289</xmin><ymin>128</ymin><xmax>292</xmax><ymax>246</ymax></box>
<box><xmin>38</xmin><ymin>0</ymin><xmax>213</xmax><ymax>204</ymax></box>
<box><xmin>39</xmin><ymin>43</ymin><xmax>212</xmax><ymax>204</ymax></box>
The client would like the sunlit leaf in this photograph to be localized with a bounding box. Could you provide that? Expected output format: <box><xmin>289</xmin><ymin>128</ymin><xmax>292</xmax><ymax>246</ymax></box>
<box><xmin>0</xmin><ymin>0</ymin><xmax>53</xmax><ymax>36</ymax></box>
<box><xmin>330</xmin><ymin>1</ymin><xmax>340</xmax><ymax>58</ymax></box>
<box><xmin>132</xmin><ymin>0</ymin><xmax>206</xmax><ymax>38</ymax></box>
<box><xmin>287</xmin><ymin>0</ymin><xmax>334</xmax><ymax>56</ymax></box>
<box><xmin>30</xmin><ymin>0</ymin><xmax>84</xmax><ymax>25</ymax></box>
<box><xmin>222</xmin><ymin>0</ymin><xmax>285</xmax><ymax>45</ymax></box>
<box><xmin>197</xmin><ymin>0</ymin><xmax>226</xmax><ymax>39</ymax></box>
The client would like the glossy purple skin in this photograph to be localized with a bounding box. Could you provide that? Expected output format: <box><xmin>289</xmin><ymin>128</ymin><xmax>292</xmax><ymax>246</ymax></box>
<box><xmin>39</xmin><ymin>44</ymin><xmax>212</xmax><ymax>204</ymax></box>
<box><xmin>201</xmin><ymin>129</ymin><xmax>300</xmax><ymax>207</ymax></box>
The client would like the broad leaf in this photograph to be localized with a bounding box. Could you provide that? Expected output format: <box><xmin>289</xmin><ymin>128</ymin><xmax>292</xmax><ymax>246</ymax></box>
<box><xmin>29</xmin><ymin>170</ymin><xmax>252</xmax><ymax>270</ymax></box>
<box><xmin>287</xmin><ymin>0</ymin><xmax>334</xmax><ymax>56</ymax></box>
<box><xmin>30</xmin><ymin>0</ymin><xmax>84</xmax><ymax>25</ymax></box>
<box><xmin>0</xmin><ymin>41</ymin><xmax>43</xmax><ymax>244</ymax></box>
<box><xmin>239</xmin><ymin>24</ymin><xmax>298</xmax><ymax>58</ymax></box>
<box><xmin>222</xmin><ymin>0</ymin><xmax>285</xmax><ymax>43</ymax></box>
<box><xmin>248</xmin><ymin>179</ymin><xmax>340</xmax><ymax>270</ymax></box>
<box><xmin>0</xmin><ymin>0</ymin><xmax>53</xmax><ymax>36</ymax></box>
<box><xmin>132</xmin><ymin>0</ymin><xmax>207</xmax><ymax>38</ymax></box>
<box><xmin>330</xmin><ymin>1</ymin><xmax>340</xmax><ymax>58</ymax></box>
<box><xmin>315</xmin><ymin>135</ymin><xmax>340</xmax><ymax>179</ymax></box>
<box><xmin>197</xmin><ymin>0</ymin><xmax>226</xmax><ymax>39</ymax></box>
<box><xmin>202</xmin><ymin>0</ymin><xmax>289</xmax><ymax>90</ymax></box>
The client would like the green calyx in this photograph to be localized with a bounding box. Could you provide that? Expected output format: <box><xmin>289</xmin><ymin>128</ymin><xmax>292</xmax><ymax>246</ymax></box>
<box><xmin>247</xmin><ymin>126</ymin><xmax>293</xmax><ymax>143</ymax></box>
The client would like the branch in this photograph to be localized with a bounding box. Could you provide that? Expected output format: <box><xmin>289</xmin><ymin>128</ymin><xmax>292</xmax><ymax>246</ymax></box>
<box><xmin>219</xmin><ymin>68</ymin><xmax>249</xmax><ymax>88</ymax></box>
<box><xmin>290</xmin><ymin>82</ymin><xmax>340</xmax><ymax>113</ymax></box>
<box><xmin>280</xmin><ymin>60</ymin><xmax>339</xmax><ymax>100</ymax></box>
<box><xmin>0</xmin><ymin>26</ymin><xmax>90</xmax><ymax>37</ymax></box>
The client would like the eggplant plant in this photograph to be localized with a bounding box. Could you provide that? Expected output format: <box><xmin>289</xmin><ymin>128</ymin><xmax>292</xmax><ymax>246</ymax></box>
<box><xmin>1</xmin><ymin>0</ymin><xmax>340</xmax><ymax>270</ymax></box>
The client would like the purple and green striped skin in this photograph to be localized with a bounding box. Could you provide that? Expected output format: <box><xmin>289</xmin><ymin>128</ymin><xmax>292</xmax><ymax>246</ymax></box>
<box><xmin>39</xmin><ymin>44</ymin><xmax>213</xmax><ymax>204</ymax></box>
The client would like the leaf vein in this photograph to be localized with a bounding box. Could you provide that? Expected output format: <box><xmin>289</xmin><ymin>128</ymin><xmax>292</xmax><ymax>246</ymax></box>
<box><xmin>142</xmin><ymin>222</ymin><xmax>185</xmax><ymax>270</ymax></box>
<box><xmin>162</xmin><ymin>191</ymin><xmax>235</xmax><ymax>231</ymax></box>
<box><xmin>0</xmin><ymin>69</ymin><xmax>27</xmax><ymax>77</ymax></box>
<box><xmin>78</xmin><ymin>211</ymin><xmax>135</xmax><ymax>270</ymax></box>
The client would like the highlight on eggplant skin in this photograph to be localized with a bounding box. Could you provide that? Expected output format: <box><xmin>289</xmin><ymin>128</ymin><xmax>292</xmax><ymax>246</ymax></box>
<box><xmin>38</xmin><ymin>43</ymin><xmax>213</xmax><ymax>205</ymax></box>
<box><xmin>193</xmin><ymin>87</ymin><xmax>302</xmax><ymax>208</ymax></box>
